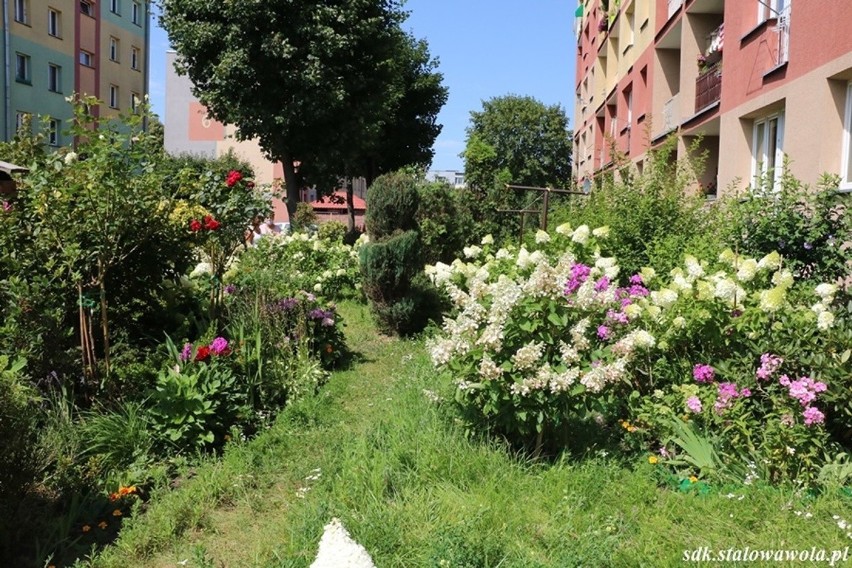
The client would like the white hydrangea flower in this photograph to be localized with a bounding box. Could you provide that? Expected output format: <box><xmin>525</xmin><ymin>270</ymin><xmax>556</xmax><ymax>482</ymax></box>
<box><xmin>428</xmin><ymin>338</ymin><xmax>455</xmax><ymax>367</ymax></box>
<box><xmin>555</xmin><ymin>222</ymin><xmax>573</xmax><ymax>235</ymax></box>
<box><xmin>481</xmin><ymin>234</ymin><xmax>494</xmax><ymax>245</ymax></box>
<box><xmin>529</xmin><ymin>250</ymin><xmax>545</xmax><ymax>266</ymax></box>
<box><xmin>672</xmin><ymin>316</ymin><xmax>686</xmax><ymax>329</ymax></box>
<box><xmin>651</xmin><ymin>288</ymin><xmax>678</xmax><ymax>309</ymax></box>
<box><xmin>559</xmin><ymin>341</ymin><xmax>580</xmax><ymax>364</ymax></box>
<box><xmin>571</xmin><ymin>225</ymin><xmax>590</xmax><ymax>245</ymax></box>
<box><xmin>336</xmin><ymin>268</ymin><xmax>346</xmax><ymax>276</ymax></box>
<box><xmin>815</xmin><ymin>283</ymin><xmax>838</xmax><ymax>301</ymax></box>
<box><xmin>772</xmin><ymin>269</ymin><xmax>794</xmax><ymax>289</ymax></box>
<box><xmin>736</xmin><ymin>259</ymin><xmax>759</xmax><ymax>282</ymax></box>
<box><xmin>719</xmin><ymin>248</ymin><xmax>738</xmax><ymax>265</ymax></box>
<box><xmin>322</xmin><ymin>270</ymin><xmax>333</xmax><ymax>279</ymax></box>
<box><xmin>592</xmin><ymin>226</ymin><xmax>610</xmax><ymax>238</ymax></box>
<box><xmin>632</xmin><ymin>330</ymin><xmax>656</xmax><ymax>349</ymax></box>
<box><xmin>478</xmin><ymin>355</ymin><xmax>503</xmax><ymax>381</ymax></box>
<box><xmin>512</xmin><ymin>341</ymin><xmax>544</xmax><ymax>370</ymax></box>
<box><xmin>314</xmin><ymin>283</ymin><xmax>323</xmax><ymax>292</ymax></box>
<box><xmin>495</xmin><ymin>248</ymin><xmax>512</xmax><ymax>260</ymax></box>
<box><xmin>696</xmin><ymin>280</ymin><xmax>715</xmax><ymax>301</ymax></box>
<box><xmin>189</xmin><ymin>262</ymin><xmax>212</xmax><ymax>278</ymax></box>
<box><xmin>549</xmin><ymin>368</ymin><xmax>580</xmax><ymax>393</ymax></box>
<box><xmin>714</xmin><ymin>278</ymin><xmax>738</xmax><ymax>302</ymax></box>
<box><xmin>759</xmin><ymin>287</ymin><xmax>786</xmax><ymax>313</ymax></box>
<box><xmin>640</xmin><ymin>266</ymin><xmax>656</xmax><ymax>283</ymax></box>
<box><xmin>516</xmin><ymin>247</ymin><xmax>533</xmax><ymax>269</ymax></box>
<box><xmin>811</xmin><ymin>302</ymin><xmax>827</xmax><ymax>315</ymax></box>
<box><xmin>463</xmin><ymin>245</ymin><xmax>482</xmax><ymax>259</ymax></box>
<box><xmin>817</xmin><ymin>311</ymin><xmax>835</xmax><ymax>331</ymax></box>
<box><xmin>670</xmin><ymin>272</ymin><xmax>692</xmax><ymax>292</ymax></box>
<box><xmin>624</xmin><ymin>303</ymin><xmax>642</xmax><ymax>318</ymax></box>
<box><xmin>64</xmin><ymin>151</ymin><xmax>78</xmax><ymax>164</ymax></box>
<box><xmin>684</xmin><ymin>255</ymin><xmax>705</xmax><ymax>279</ymax></box>
<box><xmin>430</xmin><ymin>262</ymin><xmax>453</xmax><ymax>286</ymax></box>
<box><xmin>645</xmin><ymin>304</ymin><xmax>661</xmax><ymax>319</ymax></box>
<box><xmin>757</xmin><ymin>251</ymin><xmax>782</xmax><ymax>271</ymax></box>
<box><xmin>535</xmin><ymin>230</ymin><xmax>551</xmax><ymax>244</ymax></box>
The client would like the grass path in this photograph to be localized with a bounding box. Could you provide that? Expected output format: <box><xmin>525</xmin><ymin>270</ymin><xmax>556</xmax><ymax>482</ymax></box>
<box><xmin>90</xmin><ymin>302</ymin><xmax>852</xmax><ymax>567</ymax></box>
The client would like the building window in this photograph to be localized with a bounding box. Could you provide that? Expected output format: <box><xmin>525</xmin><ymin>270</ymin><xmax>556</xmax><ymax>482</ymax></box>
<box><xmin>109</xmin><ymin>85</ymin><xmax>119</xmax><ymax>109</ymax></box>
<box><xmin>751</xmin><ymin>112</ymin><xmax>785</xmax><ymax>192</ymax></box>
<box><xmin>48</xmin><ymin>118</ymin><xmax>60</xmax><ymax>146</ymax></box>
<box><xmin>758</xmin><ymin>0</ymin><xmax>788</xmax><ymax>23</ymax></box>
<box><xmin>79</xmin><ymin>50</ymin><xmax>94</xmax><ymax>67</ymax></box>
<box><xmin>80</xmin><ymin>0</ymin><xmax>93</xmax><ymax>17</ymax></box>
<box><xmin>15</xmin><ymin>112</ymin><xmax>31</xmax><ymax>133</ymax></box>
<box><xmin>48</xmin><ymin>64</ymin><xmax>62</xmax><ymax>93</ymax></box>
<box><xmin>131</xmin><ymin>1</ymin><xmax>140</xmax><ymax>25</ymax></box>
<box><xmin>131</xmin><ymin>46</ymin><xmax>140</xmax><ymax>70</ymax></box>
<box><xmin>130</xmin><ymin>92</ymin><xmax>140</xmax><ymax>111</ymax></box>
<box><xmin>48</xmin><ymin>8</ymin><xmax>61</xmax><ymax>37</ymax></box>
<box><xmin>841</xmin><ymin>83</ymin><xmax>852</xmax><ymax>191</ymax></box>
<box><xmin>110</xmin><ymin>0</ymin><xmax>120</xmax><ymax>14</ymax></box>
<box><xmin>110</xmin><ymin>37</ymin><xmax>120</xmax><ymax>62</ymax></box>
<box><xmin>14</xmin><ymin>0</ymin><xmax>28</xmax><ymax>24</ymax></box>
<box><xmin>15</xmin><ymin>53</ymin><xmax>30</xmax><ymax>83</ymax></box>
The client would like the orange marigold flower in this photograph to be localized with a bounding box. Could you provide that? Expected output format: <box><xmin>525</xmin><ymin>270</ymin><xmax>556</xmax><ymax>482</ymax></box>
<box><xmin>627</xmin><ymin>425</ymin><xmax>637</xmax><ymax>432</ymax></box>
<box><xmin>98</xmin><ymin>521</ymin><xmax>108</xmax><ymax>529</ymax></box>
<box><xmin>648</xmin><ymin>456</ymin><xmax>659</xmax><ymax>464</ymax></box>
<box><xmin>109</xmin><ymin>492</ymin><xmax>119</xmax><ymax>502</ymax></box>
<box><xmin>112</xmin><ymin>509</ymin><xmax>123</xmax><ymax>517</ymax></box>
<box><xmin>118</xmin><ymin>485</ymin><xmax>136</xmax><ymax>496</ymax></box>
<box><xmin>689</xmin><ymin>475</ymin><xmax>699</xmax><ymax>483</ymax></box>
<box><xmin>82</xmin><ymin>525</ymin><xmax>91</xmax><ymax>533</ymax></box>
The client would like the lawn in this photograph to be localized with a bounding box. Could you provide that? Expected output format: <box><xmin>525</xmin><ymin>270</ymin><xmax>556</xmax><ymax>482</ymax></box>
<box><xmin>87</xmin><ymin>301</ymin><xmax>852</xmax><ymax>568</ymax></box>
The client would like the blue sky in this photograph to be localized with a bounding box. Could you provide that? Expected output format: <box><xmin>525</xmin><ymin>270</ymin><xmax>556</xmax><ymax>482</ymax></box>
<box><xmin>148</xmin><ymin>1</ymin><xmax>577</xmax><ymax>171</ymax></box>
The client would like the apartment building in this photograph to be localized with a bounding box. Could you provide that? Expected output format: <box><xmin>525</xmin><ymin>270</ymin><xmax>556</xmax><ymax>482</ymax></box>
<box><xmin>0</xmin><ymin>0</ymin><xmax>149</xmax><ymax>145</ymax></box>
<box><xmin>574</xmin><ymin>0</ymin><xmax>852</xmax><ymax>196</ymax></box>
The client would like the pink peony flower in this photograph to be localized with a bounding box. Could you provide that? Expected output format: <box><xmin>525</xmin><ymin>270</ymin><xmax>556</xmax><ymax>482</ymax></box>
<box><xmin>209</xmin><ymin>336</ymin><xmax>230</xmax><ymax>356</ymax></box>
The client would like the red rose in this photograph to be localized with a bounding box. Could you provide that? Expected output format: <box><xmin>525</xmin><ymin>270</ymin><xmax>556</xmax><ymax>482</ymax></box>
<box><xmin>189</xmin><ymin>219</ymin><xmax>202</xmax><ymax>232</ymax></box>
<box><xmin>203</xmin><ymin>215</ymin><xmax>220</xmax><ymax>231</ymax></box>
<box><xmin>195</xmin><ymin>346</ymin><xmax>210</xmax><ymax>362</ymax></box>
<box><xmin>226</xmin><ymin>170</ymin><xmax>243</xmax><ymax>187</ymax></box>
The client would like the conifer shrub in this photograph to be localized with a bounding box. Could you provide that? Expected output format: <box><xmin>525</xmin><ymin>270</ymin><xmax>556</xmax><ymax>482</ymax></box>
<box><xmin>360</xmin><ymin>171</ymin><xmax>430</xmax><ymax>334</ymax></box>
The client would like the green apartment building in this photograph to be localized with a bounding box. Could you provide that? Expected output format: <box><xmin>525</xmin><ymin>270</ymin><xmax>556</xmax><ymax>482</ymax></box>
<box><xmin>0</xmin><ymin>0</ymin><xmax>149</xmax><ymax>146</ymax></box>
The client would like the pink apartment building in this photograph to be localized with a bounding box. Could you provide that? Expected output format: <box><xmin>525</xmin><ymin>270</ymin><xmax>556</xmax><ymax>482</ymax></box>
<box><xmin>574</xmin><ymin>0</ymin><xmax>852</xmax><ymax>196</ymax></box>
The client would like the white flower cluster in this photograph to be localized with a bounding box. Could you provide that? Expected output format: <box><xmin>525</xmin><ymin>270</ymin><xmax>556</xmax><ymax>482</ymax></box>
<box><xmin>310</xmin><ymin>518</ymin><xmax>376</xmax><ymax>568</ymax></box>
<box><xmin>813</xmin><ymin>282</ymin><xmax>838</xmax><ymax>330</ymax></box>
<box><xmin>512</xmin><ymin>341</ymin><xmax>544</xmax><ymax>370</ymax></box>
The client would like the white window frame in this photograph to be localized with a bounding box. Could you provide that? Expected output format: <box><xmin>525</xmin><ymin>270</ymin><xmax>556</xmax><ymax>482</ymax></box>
<box><xmin>131</xmin><ymin>1</ymin><xmax>140</xmax><ymax>25</ymax></box>
<box><xmin>79</xmin><ymin>50</ymin><xmax>93</xmax><ymax>67</ymax></box>
<box><xmin>14</xmin><ymin>0</ymin><xmax>28</xmax><ymax>24</ymax></box>
<box><xmin>131</xmin><ymin>46</ymin><xmax>139</xmax><ymax>70</ymax></box>
<box><xmin>48</xmin><ymin>64</ymin><xmax>61</xmax><ymax>92</ymax></box>
<box><xmin>841</xmin><ymin>83</ymin><xmax>852</xmax><ymax>191</ymax></box>
<box><xmin>15</xmin><ymin>53</ymin><xmax>30</xmax><ymax>83</ymax></box>
<box><xmin>80</xmin><ymin>0</ymin><xmax>93</xmax><ymax>17</ymax></box>
<box><xmin>48</xmin><ymin>8</ymin><xmax>60</xmax><ymax>37</ymax></box>
<box><xmin>110</xmin><ymin>0</ymin><xmax>120</xmax><ymax>14</ymax></box>
<box><xmin>48</xmin><ymin>118</ymin><xmax>60</xmax><ymax>146</ymax></box>
<box><xmin>15</xmin><ymin>112</ymin><xmax>31</xmax><ymax>133</ymax></box>
<box><xmin>110</xmin><ymin>37</ymin><xmax>119</xmax><ymax>62</ymax></box>
<box><xmin>130</xmin><ymin>92</ymin><xmax>139</xmax><ymax>111</ymax></box>
<box><xmin>757</xmin><ymin>0</ymin><xmax>789</xmax><ymax>23</ymax></box>
<box><xmin>109</xmin><ymin>84</ymin><xmax>119</xmax><ymax>109</ymax></box>
<box><xmin>751</xmin><ymin>112</ymin><xmax>785</xmax><ymax>192</ymax></box>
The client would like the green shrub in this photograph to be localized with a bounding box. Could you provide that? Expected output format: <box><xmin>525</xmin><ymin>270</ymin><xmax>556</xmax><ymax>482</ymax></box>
<box><xmin>364</xmin><ymin>170</ymin><xmax>420</xmax><ymax>239</ymax></box>
<box><xmin>0</xmin><ymin>357</ymin><xmax>39</xmax><ymax>521</ymax></box>
<box><xmin>80</xmin><ymin>401</ymin><xmax>154</xmax><ymax>475</ymax></box>
<box><xmin>292</xmin><ymin>202</ymin><xmax>318</xmax><ymax>231</ymax></box>
<box><xmin>318</xmin><ymin>220</ymin><xmax>347</xmax><ymax>243</ymax></box>
<box><xmin>416</xmin><ymin>180</ymin><xmax>477</xmax><ymax>265</ymax></box>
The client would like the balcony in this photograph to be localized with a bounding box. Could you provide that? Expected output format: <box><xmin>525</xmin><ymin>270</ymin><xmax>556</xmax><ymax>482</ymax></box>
<box><xmin>667</xmin><ymin>0</ymin><xmax>684</xmax><ymax>20</ymax></box>
<box><xmin>695</xmin><ymin>62</ymin><xmax>722</xmax><ymax>112</ymax></box>
<box><xmin>662</xmin><ymin>93</ymin><xmax>681</xmax><ymax>133</ymax></box>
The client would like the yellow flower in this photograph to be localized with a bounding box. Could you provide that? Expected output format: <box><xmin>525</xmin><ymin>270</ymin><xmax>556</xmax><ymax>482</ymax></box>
<box><xmin>648</xmin><ymin>456</ymin><xmax>659</xmax><ymax>464</ymax></box>
<box><xmin>627</xmin><ymin>425</ymin><xmax>637</xmax><ymax>433</ymax></box>
<box><xmin>112</xmin><ymin>509</ymin><xmax>123</xmax><ymax>517</ymax></box>
<box><xmin>82</xmin><ymin>524</ymin><xmax>91</xmax><ymax>533</ymax></box>
<box><xmin>689</xmin><ymin>475</ymin><xmax>699</xmax><ymax>483</ymax></box>
<box><xmin>98</xmin><ymin>521</ymin><xmax>108</xmax><ymax>529</ymax></box>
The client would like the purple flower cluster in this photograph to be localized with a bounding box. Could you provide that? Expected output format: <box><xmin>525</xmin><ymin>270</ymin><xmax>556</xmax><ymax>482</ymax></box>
<box><xmin>756</xmin><ymin>353</ymin><xmax>783</xmax><ymax>380</ymax></box>
<box><xmin>693</xmin><ymin>364</ymin><xmax>715</xmax><ymax>383</ymax></box>
<box><xmin>223</xmin><ymin>284</ymin><xmax>237</xmax><ymax>295</ymax></box>
<box><xmin>180</xmin><ymin>342</ymin><xmax>192</xmax><ymax>362</ymax></box>
<box><xmin>594</xmin><ymin>276</ymin><xmax>610</xmax><ymax>293</ymax></box>
<box><xmin>714</xmin><ymin>382</ymin><xmax>750</xmax><ymax>414</ymax></box>
<box><xmin>686</xmin><ymin>395</ymin><xmax>703</xmax><ymax>413</ymax></box>
<box><xmin>309</xmin><ymin>308</ymin><xmax>336</xmax><ymax>327</ymax></box>
<box><xmin>564</xmin><ymin>263</ymin><xmax>592</xmax><ymax>295</ymax></box>
<box><xmin>597</xmin><ymin>325</ymin><xmax>611</xmax><ymax>340</ymax></box>
<box><xmin>606</xmin><ymin>309</ymin><xmax>629</xmax><ymax>325</ymax></box>
<box><xmin>274</xmin><ymin>297</ymin><xmax>299</xmax><ymax>312</ymax></box>
<box><xmin>210</xmin><ymin>336</ymin><xmax>230</xmax><ymax>356</ymax></box>
<box><xmin>613</xmin><ymin>276</ymin><xmax>649</xmax><ymax>308</ymax></box>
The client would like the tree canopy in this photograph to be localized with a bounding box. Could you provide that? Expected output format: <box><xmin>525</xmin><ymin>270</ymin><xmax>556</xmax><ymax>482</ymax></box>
<box><xmin>161</xmin><ymin>0</ymin><xmax>445</xmax><ymax>220</ymax></box>
<box><xmin>462</xmin><ymin>95</ymin><xmax>573</xmax><ymax>191</ymax></box>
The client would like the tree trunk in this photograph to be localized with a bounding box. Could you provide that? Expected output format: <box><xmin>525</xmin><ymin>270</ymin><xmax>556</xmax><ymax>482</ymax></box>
<box><xmin>346</xmin><ymin>178</ymin><xmax>355</xmax><ymax>233</ymax></box>
<box><xmin>281</xmin><ymin>150</ymin><xmax>300</xmax><ymax>223</ymax></box>
<box><xmin>78</xmin><ymin>282</ymin><xmax>97</xmax><ymax>381</ymax></box>
<box><xmin>98</xmin><ymin>262</ymin><xmax>110</xmax><ymax>379</ymax></box>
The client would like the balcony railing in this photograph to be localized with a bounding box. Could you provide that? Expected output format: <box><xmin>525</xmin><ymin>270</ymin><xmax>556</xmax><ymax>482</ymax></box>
<box><xmin>695</xmin><ymin>62</ymin><xmax>722</xmax><ymax>112</ymax></box>
<box><xmin>662</xmin><ymin>93</ymin><xmax>680</xmax><ymax>132</ymax></box>
<box><xmin>668</xmin><ymin>0</ymin><xmax>683</xmax><ymax>19</ymax></box>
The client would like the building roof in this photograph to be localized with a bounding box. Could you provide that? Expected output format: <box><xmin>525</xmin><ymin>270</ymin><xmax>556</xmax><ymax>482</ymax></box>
<box><xmin>309</xmin><ymin>191</ymin><xmax>367</xmax><ymax>211</ymax></box>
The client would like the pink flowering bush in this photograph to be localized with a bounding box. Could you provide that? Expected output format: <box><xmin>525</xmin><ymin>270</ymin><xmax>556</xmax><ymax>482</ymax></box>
<box><xmin>428</xmin><ymin>225</ymin><xmax>847</xmax><ymax>482</ymax></box>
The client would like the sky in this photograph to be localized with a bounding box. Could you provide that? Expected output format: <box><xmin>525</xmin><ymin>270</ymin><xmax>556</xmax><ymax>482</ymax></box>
<box><xmin>147</xmin><ymin>1</ymin><xmax>578</xmax><ymax>172</ymax></box>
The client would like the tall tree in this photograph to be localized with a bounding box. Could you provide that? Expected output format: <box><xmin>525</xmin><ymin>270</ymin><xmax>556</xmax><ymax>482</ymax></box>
<box><xmin>462</xmin><ymin>95</ymin><xmax>573</xmax><ymax>191</ymax></box>
<box><xmin>161</xmin><ymin>0</ymin><xmax>408</xmax><ymax>220</ymax></box>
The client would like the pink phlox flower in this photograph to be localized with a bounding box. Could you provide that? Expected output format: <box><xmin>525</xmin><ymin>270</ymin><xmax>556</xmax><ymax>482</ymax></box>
<box><xmin>629</xmin><ymin>274</ymin><xmax>644</xmax><ymax>285</ymax></box>
<box><xmin>564</xmin><ymin>263</ymin><xmax>592</xmax><ymax>295</ymax></box>
<box><xmin>802</xmin><ymin>406</ymin><xmax>825</xmax><ymax>426</ymax></box>
<box><xmin>693</xmin><ymin>364</ymin><xmax>715</xmax><ymax>383</ymax></box>
<box><xmin>739</xmin><ymin>387</ymin><xmax>752</xmax><ymax>398</ymax></box>
<box><xmin>686</xmin><ymin>396</ymin><xmax>702</xmax><ymax>413</ymax></box>
<box><xmin>779</xmin><ymin>374</ymin><xmax>791</xmax><ymax>386</ymax></box>
<box><xmin>209</xmin><ymin>337</ymin><xmax>230</xmax><ymax>356</ymax></box>
<box><xmin>607</xmin><ymin>309</ymin><xmax>629</xmax><ymax>325</ymax></box>
<box><xmin>756</xmin><ymin>353</ymin><xmax>783</xmax><ymax>380</ymax></box>
<box><xmin>594</xmin><ymin>276</ymin><xmax>610</xmax><ymax>293</ymax></box>
<box><xmin>628</xmin><ymin>284</ymin><xmax>649</xmax><ymax>297</ymax></box>
<box><xmin>597</xmin><ymin>325</ymin><xmax>611</xmax><ymax>340</ymax></box>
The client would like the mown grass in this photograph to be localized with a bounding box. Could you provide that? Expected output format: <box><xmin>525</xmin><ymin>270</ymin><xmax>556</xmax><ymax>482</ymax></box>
<box><xmin>86</xmin><ymin>301</ymin><xmax>852</xmax><ymax>567</ymax></box>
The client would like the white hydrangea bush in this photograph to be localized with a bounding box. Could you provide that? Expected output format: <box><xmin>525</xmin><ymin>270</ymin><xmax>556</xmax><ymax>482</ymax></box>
<box><xmin>426</xmin><ymin>227</ymin><xmax>839</xmax><ymax>449</ymax></box>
